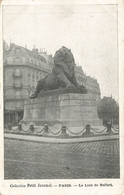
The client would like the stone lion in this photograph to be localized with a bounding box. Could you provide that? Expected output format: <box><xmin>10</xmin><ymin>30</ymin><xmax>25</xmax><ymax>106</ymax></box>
<box><xmin>30</xmin><ymin>46</ymin><xmax>87</xmax><ymax>98</ymax></box>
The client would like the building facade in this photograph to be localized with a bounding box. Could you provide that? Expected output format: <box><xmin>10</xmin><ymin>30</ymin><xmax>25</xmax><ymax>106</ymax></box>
<box><xmin>75</xmin><ymin>66</ymin><xmax>101</xmax><ymax>102</ymax></box>
<box><xmin>3</xmin><ymin>42</ymin><xmax>101</xmax><ymax>125</ymax></box>
<box><xmin>3</xmin><ymin>43</ymin><xmax>51</xmax><ymax>125</ymax></box>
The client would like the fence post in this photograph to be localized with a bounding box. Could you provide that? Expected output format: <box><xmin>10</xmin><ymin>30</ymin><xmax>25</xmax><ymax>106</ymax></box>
<box><xmin>29</xmin><ymin>123</ymin><xmax>35</xmax><ymax>133</ymax></box>
<box><xmin>43</xmin><ymin>124</ymin><xmax>49</xmax><ymax>135</ymax></box>
<box><xmin>83</xmin><ymin>124</ymin><xmax>91</xmax><ymax>136</ymax></box>
<box><xmin>7</xmin><ymin>123</ymin><xmax>12</xmax><ymax>131</ymax></box>
<box><xmin>60</xmin><ymin>126</ymin><xmax>68</xmax><ymax>138</ymax></box>
<box><xmin>106</xmin><ymin>121</ymin><xmax>112</xmax><ymax>134</ymax></box>
<box><xmin>18</xmin><ymin>123</ymin><xmax>22</xmax><ymax>131</ymax></box>
<box><xmin>86</xmin><ymin>124</ymin><xmax>91</xmax><ymax>134</ymax></box>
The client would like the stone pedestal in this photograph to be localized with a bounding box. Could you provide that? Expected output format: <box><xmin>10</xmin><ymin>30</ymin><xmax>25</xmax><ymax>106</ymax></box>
<box><xmin>22</xmin><ymin>90</ymin><xmax>102</xmax><ymax>128</ymax></box>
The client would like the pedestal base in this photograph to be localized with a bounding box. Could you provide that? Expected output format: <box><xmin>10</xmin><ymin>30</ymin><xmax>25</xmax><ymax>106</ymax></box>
<box><xmin>22</xmin><ymin>91</ymin><xmax>102</xmax><ymax>129</ymax></box>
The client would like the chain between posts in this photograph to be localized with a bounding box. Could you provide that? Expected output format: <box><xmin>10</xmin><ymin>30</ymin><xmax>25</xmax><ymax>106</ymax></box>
<box><xmin>48</xmin><ymin>127</ymin><xmax>62</xmax><ymax>135</ymax></box>
<box><xmin>12</xmin><ymin>127</ymin><xmax>19</xmax><ymax>131</ymax></box>
<box><xmin>34</xmin><ymin>127</ymin><xmax>45</xmax><ymax>134</ymax></box>
<box><xmin>111</xmin><ymin>126</ymin><xmax>119</xmax><ymax>132</ymax></box>
<box><xmin>22</xmin><ymin>126</ymin><xmax>30</xmax><ymax>132</ymax></box>
<box><xmin>5</xmin><ymin>123</ymin><xmax>119</xmax><ymax>135</ymax></box>
<box><xmin>90</xmin><ymin>126</ymin><xmax>107</xmax><ymax>134</ymax></box>
<box><xmin>66</xmin><ymin>126</ymin><xmax>86</xmax><ymax>135</ymax></box>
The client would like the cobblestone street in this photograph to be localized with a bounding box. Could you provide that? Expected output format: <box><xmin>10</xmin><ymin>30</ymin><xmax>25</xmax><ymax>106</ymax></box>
<box><xmin>4</xmin><ymin>138</ymin><xmax>119</xmax><ymax>179</ymax></box>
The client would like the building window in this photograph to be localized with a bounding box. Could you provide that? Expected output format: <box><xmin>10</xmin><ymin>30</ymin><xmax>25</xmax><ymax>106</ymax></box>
<box><xmin>27</xmin><ymin>78</ymin><xmax>30</xmax><ymax>86</ymax></box>
<box><xmin>15</xmin><ymin>91</ymin><xmax>21</xmax><ymax>96</ymax></box>
<box><xmin>28</xmin><ymin>69</ymin><xmax>30</xmax><ymax>77</ymax></box>
<box><xmin>16</xmin><ymin>48</ymin><xmax>21</xmax><ymax>54</ymax></box>
<box><xmin>14</xmin><ymin>82</ymin><xmax>22</xmax><ymax>88</ymax></box>
<box><xmin>32</xmin><ymin>73</ymin><xmax>34</xmax><ymax>78</ymax></box>
<box><xmin>25</xmin><ymin>58</ymin><xmax>29</xmax><ymax>64</ymax></box>
<box><xmin>13</xmin><ymin>57</ymin><xmax>22</xmax><ymax>64</ymax></box>
<box><xmin>13</xmin><ymin>69</ymin><xmax>22</xmax><ymax>77</ymax></box>
<box><xmin>15</xmin><ymin>69</ymin><xmax>21</xmax><ymax>76</ymax></box>
<box><xmin>36</xmin><ymin>71</ymin><xmax>38</xmax><ymax>79</ymax></box>
<box><xmin>4</xmin><ymin>59</ymin><xmax>7</xmax><ymax>64</ymax></box>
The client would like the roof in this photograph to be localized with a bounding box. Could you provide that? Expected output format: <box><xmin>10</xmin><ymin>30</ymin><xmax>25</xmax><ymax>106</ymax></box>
<box><xmin>3</xmin><ymin>43</ymin><xmax>47</xmax><ymax>63</ymax></box>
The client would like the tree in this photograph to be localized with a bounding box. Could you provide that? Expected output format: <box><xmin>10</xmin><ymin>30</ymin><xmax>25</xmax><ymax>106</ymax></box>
<box><xmin>97</xmin><ymin>96</ymin><xmax>119</xmax><ymax>125</ymax></box>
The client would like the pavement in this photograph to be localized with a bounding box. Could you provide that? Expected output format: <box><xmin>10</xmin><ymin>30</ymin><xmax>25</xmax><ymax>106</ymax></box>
<box><xmin>4</xmin><ymin>134</ymin><xmax>119</xmax><ymax>179</ymax></box>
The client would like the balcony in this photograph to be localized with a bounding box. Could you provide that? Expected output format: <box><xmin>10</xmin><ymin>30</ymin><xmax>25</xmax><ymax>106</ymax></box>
<box><xmin>4</xmin><ymin>95</ymin><xmax>29</xmax><ymax>100</ymax></box>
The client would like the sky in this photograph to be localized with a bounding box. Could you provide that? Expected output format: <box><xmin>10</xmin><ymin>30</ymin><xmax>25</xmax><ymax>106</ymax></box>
<box><xmin>2</xmin><ymin>5</ymin><xmax>118</xmax><ymax>100</ymax></box>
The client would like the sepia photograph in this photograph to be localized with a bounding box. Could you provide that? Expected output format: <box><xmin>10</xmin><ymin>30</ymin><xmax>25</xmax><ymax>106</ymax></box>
<box><xmin>2</xmin><ymin>4</ymin><xmax>120</xmax><ymax>181</ymax></box>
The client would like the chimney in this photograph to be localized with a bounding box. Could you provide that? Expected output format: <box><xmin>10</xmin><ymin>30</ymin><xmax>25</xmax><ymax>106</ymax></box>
<box><xmin>32</xmin><ymin>48</ymin><xmax>38</xmax><ymax>56</ymax></box>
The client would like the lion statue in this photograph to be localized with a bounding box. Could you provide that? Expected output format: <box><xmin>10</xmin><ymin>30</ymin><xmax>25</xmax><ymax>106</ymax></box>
<box><xmin>30</xmin><ymin>46</ymin><xmax>87</xmax><ymax>98</ymax></box>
